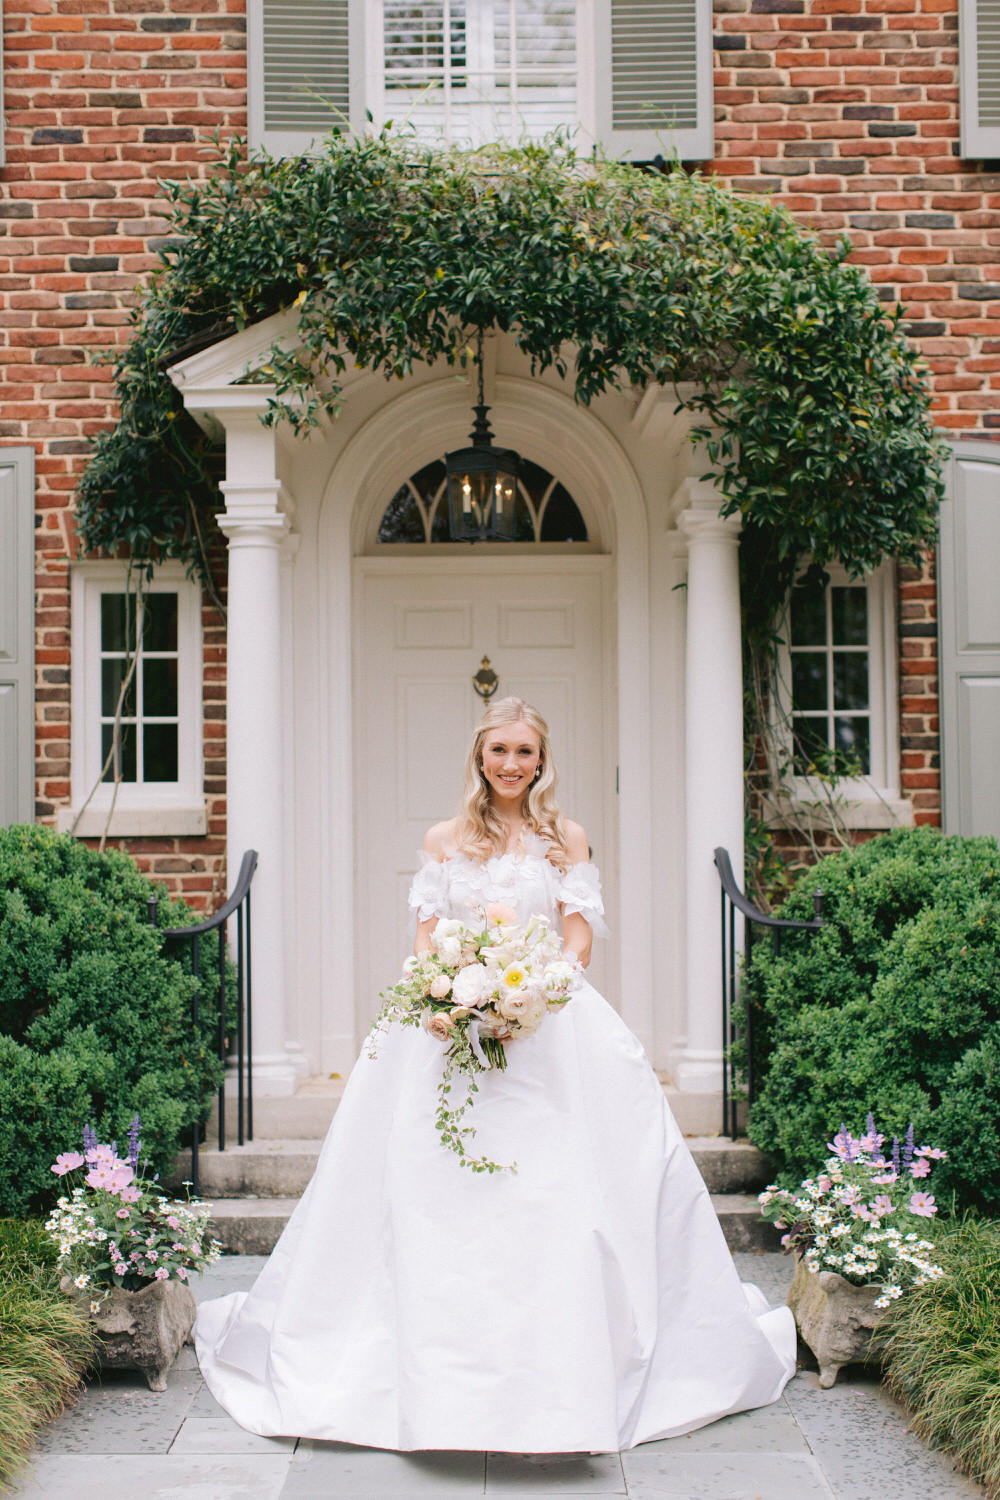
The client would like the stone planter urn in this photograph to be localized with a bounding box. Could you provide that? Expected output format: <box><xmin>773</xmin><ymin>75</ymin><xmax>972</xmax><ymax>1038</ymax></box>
<box><xmin>62</xmin><ymin>1276</ymin><xmax>197</xmax><ymax>1391</ymax></box>
<box><xmin>786</xmin><ymin>1255</ymin><xmax>891</xmax><ymax>1388</ymax></box>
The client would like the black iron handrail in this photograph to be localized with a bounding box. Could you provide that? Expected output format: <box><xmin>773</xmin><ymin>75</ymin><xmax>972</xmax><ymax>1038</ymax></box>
<box><xmin>151</xmin><ymin>849</ymin><xmax>258</xmax><ymax>1194</ymax></box>
<box><xmin>713</xmin><ymin>847</ymin><xmax>824</xmax><ymax>1140</ymax></box>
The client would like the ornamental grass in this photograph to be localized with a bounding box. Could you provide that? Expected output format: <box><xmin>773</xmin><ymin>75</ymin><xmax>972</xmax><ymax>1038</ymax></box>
<box><xmin>0</xmin><ymin>1218</ymin><xmax>96</xmax><ymax>1492</ymax></box>
<box><xmin>881</xmin><ymin>1216</ymin><xmax>1000</xmax><ymax>1499</ymax></box>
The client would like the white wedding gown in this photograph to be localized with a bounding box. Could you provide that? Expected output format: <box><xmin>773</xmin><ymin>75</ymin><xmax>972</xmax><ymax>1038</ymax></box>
<box><xmin>195</xmin><ymin>838</ymin><xmax>796</xmax><ymax>1451</ymax></box>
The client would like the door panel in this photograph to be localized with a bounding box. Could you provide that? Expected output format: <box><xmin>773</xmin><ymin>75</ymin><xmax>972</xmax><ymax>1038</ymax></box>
<box><xmin>355</xmin><ymin>559</ymin><xmax>614</xmax><ymax>1039</ymax></box>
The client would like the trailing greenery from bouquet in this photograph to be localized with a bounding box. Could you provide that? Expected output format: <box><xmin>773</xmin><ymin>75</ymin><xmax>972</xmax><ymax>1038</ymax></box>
<box><xmin>0</xmin><ymin>825</ymin><xmax>236</xmax><ymax>1218</ymax></box>
<box><xmin>758</xmin><ymin>1117</ymin><xmax>946</xmax><ymax>1308</ymax></box>
<box><xmin>368</xmin><ymin>910</ymin><xmax>579</xmax><ymax>1173</ymax></box>
<box><xmin>76</xmin><ymin>129</ymin><xmax>944</xmax><ymax>652</ymax></box>
<box><xmin>881</xmin><ymin>1215</ymin><xmax>1000</xmax><ymax>1499</ymax></box>
<box><xmin>744</xmin><ymin>827</ymin><xmax>1000</xmax><ymax>1211</ymax></box>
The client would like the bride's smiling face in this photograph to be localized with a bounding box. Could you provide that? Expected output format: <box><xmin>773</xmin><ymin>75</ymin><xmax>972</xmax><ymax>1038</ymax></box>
<box><xmin>480</xmin><ymin>720</ymin><xmax>542</xmax><ymax>807</ymax></box>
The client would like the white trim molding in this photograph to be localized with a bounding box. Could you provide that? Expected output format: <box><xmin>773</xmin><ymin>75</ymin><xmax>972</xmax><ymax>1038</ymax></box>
<box><xmin>960</xmin><ymin>0</ymin><xmax>1000</xmax><ymax>159</ymax></box>
<box><xmin>59</xmin><ymin>560</ymin><xmax>206</xmax><ymax>838</ymax></box>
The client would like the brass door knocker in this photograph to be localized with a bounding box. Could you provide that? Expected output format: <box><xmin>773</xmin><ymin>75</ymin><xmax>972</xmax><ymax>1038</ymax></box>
<box><xmin>473</xmin><ymin>656</ymin><xmax>499</xmax><ymax>701</ymax></box>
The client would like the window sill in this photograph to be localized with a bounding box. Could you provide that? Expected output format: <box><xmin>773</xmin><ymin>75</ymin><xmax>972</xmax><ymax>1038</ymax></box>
<box><xmin>763</xmin><ymin>794</ymin><xmax>914</xmax><ymax>832</ymax></box>
<box><xmin>56</xmin><ymin>801</ymin><xmax>208</xmax><ymax>838</ymax></box>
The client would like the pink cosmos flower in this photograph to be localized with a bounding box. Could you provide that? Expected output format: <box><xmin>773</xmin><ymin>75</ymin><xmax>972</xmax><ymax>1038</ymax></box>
<box><xmin>154</xmin><ymin>1267</ymin><xmax>170</xmax><ymax>1281</ymax></box>
<box><xmin>872</xmin><ymin>1195</ymin><xmax>894</xmax><ymax>1217</ymax></box>
<box><xmin>852</xmin><ymin>1205</ymin><xmax>872</xmax><ymax>1221</ymax></box>
<box><xmin>51</xmin><ymin>1152</ymin><xmax>85</xmax><ymax>1176</ymax></box>
<box><xmin>871</xmin><ymin>1171</ymin><xmax>898</xmax><ymax>1185</ymax></box>
<box><xmin>85</xmin><ymin>1162</ymin><xmax>128</xmax><ymax>1194</ymax></box>
<box><xmin>85</xmin><ymin>1143</ymin><xmax>118</xmax><ymax>1166</ymax></box>
<box><xmin>915</xmin><ymin>1146</ymin><xmax>947</xmax><ymax>1160</ymax></box>
<box><xmin>910</xmin><ymin>1158</ymin><xmax>931</xmax><ymax>1179</ymax></box>
<box><xmin>117</xmin><ymin>1185</ymin><xmax>141</xmax><ymax>1204</ymax></box>
<box><xmin>909</xmin><ymin>1192</ymin><xmax>936</xmax><ymax>1218</ymax></box>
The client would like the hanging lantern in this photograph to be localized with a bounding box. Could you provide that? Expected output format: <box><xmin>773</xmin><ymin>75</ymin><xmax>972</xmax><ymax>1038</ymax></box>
<box><xmin>445</xmin><ymin>330</ymin><xmax>520</xmax><ymax>542</ymax></box>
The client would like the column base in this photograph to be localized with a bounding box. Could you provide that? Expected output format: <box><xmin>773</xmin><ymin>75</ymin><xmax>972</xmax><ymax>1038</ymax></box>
<box><xmin>224</xmin><ymin>1051</ymin><xmax>299</xmax><ymax>1097</ymax></box>
<box><xmin>672</xmin><ymin>1049</ymin><xmax>725</xmax><ymax>1095</ymax></box>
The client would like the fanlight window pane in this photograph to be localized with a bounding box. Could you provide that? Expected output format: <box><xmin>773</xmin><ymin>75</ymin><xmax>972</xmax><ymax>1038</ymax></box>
<box><xmin>383</xmin><ymin>0</ymin><xmax>576</xmax><ymax>144</ymax></box>
<box><xmin>377</xmin><ymin>455</ymin><xmax>587</xmax><ymax>544</ymax></box>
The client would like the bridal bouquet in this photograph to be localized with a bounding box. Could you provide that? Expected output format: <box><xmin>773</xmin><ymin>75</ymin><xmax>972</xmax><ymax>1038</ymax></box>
<box><xmin>757</xmin><ymin>1115</ymin><xmax>946</xmax><ymax>1308</ymax></box>
<box><xmin>368</xmin><ymin>904</ymin><xmax>581</xmax><ymax>1173</ymax></box>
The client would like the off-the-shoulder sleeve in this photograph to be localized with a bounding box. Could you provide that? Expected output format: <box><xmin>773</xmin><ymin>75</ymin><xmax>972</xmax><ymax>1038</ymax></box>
<box><xmin>557</xmin><ymin>862</ymin><xmax>609</xmax><ymax>939</ymax></box>
<box><xmin>407</xmin><ymin>852</ymin><xmax>449</xmax><ymax>923</ymax></box>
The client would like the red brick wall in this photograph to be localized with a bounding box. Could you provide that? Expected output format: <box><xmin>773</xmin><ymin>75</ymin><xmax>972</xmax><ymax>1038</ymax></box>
<box><xmin>710</xmin><ymin>0</ymin><xmax>1000</xmax><ymax>828</ymax></box>
<box><xmin>1</xmin><ymin>0</ymin><xmax>245</xmax><ymax>904</ymax></box>
<box><xmin>4</xmin><ymin>0</ymin><xmax>998</xmax><ymax>870</ymax></box>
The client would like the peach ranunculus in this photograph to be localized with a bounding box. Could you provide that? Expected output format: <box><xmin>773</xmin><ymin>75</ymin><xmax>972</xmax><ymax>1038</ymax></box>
<box><xmin>485</xmin><ymin>902</ymin><xmax>518</xmax><ymax>926</ymax></box>
<box><xmin>429</xmin><ymin>974</ymin><xmax>452</xmax><ymax>999</ymax></box>
<box><xmin>422</xmin><ymin>1011</ymin><xmax>456</xmax><ymax>1042</ymax></box>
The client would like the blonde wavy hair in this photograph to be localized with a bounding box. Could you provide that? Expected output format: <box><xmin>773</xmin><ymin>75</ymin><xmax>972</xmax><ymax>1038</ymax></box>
<box><xmin>454</xmin><ymin>697</ymin><xmax>571</xmax><ymax>871</ymax></box>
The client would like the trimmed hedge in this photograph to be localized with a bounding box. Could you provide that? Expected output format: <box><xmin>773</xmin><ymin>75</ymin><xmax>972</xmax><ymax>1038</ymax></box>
<box><xmin>0</xmin><ymin>825</ymin><xmax>232</xmax><ymax>1218</ymax></box>
<box><xmin>746</xmin><ymin>827</ymin><xmax>1000</xmax><ymax>1212</ymax></box>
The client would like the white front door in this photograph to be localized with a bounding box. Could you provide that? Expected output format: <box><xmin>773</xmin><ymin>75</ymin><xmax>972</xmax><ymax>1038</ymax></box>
<box><xmin>354</xmin><ymin>554</ymin><xmax>616</xmax><ymax>1040</ymax></box>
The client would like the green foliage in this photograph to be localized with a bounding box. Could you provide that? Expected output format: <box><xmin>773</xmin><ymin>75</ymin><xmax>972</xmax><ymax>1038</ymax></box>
<box><xmin>882</xmin><ymin>1216</ymin><xmax>1000</xmax><ymax>1498</ymax></box>
<box><xmin>76</xmin><ymin>130</ymin><xmax>943</xmax><ymax>640</ymax></box>
<box><xmin>745</xmin><ymin>827</ymin><xmax>1000</xmax><ymax>1212</ymax></box>
<box><xmin>0</xmin><ymin>825</ymin><xmax>233</xmax><ymax>1218</ymax></box>
<box><xmin>0</xmin><ymin>1218</ymin><xmax>96</xmax><ymax>1491</ymax></box>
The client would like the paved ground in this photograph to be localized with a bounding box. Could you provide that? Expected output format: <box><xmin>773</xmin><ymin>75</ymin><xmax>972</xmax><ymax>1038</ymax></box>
<box><xmin>11</xmin><ymin>1254</ymin><xmax>983</xmax><ymax>1500</ymax></box>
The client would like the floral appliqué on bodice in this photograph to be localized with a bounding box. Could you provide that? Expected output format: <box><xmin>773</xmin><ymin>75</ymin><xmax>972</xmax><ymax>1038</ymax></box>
<box><xmin>407</xmin><ymin>831</ymin><xmax>607</xmax><ymax>938</ymax></box>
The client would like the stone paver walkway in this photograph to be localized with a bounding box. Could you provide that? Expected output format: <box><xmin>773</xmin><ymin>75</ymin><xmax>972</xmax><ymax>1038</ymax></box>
<box><xmin>11</xmin><ymin>1254</ymin><xmax>982</xmax><ymax>1500</ymax></box>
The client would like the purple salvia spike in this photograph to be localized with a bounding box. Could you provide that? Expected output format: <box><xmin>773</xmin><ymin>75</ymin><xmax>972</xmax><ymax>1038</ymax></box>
<box><xmin>127</xmin><ymin>1114</ymin><xmax>142</xmax><ymax>1170</ymax></box>
<box><xmin>892</xmin><ymin>1136</ymin><xmax>900</xmax><ymax>1176</ymax></box>
<box><xmin>903</xmin><ymin>1124</ymin><xmax>914</xmax><ymax>1171</ymax></box>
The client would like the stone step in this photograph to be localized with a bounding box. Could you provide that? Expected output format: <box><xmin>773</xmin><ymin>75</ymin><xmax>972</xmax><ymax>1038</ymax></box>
<box><xmin>206</xmin><ymin>1078</ymin><xmax>731</xmax><ymax>1142</ymax></box>
<box><xmin>171</xmin><ymin>1135</ymin><xmax>770</xmax><ymax>1199</ymax></box>
<box><xmin>205</xmin><ymin>1193</ymin><xmax>778</xmax><ymax>1257</ymax></box>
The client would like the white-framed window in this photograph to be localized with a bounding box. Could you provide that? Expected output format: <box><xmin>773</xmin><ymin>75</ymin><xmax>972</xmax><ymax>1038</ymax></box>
<box><xmin>772</xmin><ymin>563</ymin><xmax>907</xmax><ymax>824</ymax></box>
<box><xmin>960</xmin><ymin>0</ymin><xmax>1000</xmax><ymax>159</ymax></box>
<box><xmin>58</xmin><ymin>562</ymin><xmax>207</xmax><ymax>838</ymax></box>
<box><xmin>247</xmin><ymin>0</ymin><xmax>713</xmax><ymax>162</ymax></box>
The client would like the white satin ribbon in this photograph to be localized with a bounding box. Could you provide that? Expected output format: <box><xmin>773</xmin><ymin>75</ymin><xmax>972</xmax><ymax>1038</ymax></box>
<box><xmin>467</xmin><ymin>1016</ymin><xmax>492</xmax><ymax>1070</ymax></box>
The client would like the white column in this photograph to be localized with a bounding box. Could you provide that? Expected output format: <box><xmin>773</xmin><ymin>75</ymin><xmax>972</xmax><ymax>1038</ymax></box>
<box><xmin>675</xmin><ymin>493</ymin><xmax>744</xmax><ymax>1094</ymax></box>
<box><xmin>217</xmin><ymin>415</ymin><xmax>297</xmax><ymax>1095</ymax></box>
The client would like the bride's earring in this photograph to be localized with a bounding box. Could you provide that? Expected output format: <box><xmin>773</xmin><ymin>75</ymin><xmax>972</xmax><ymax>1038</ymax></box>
<box><xmin>534</xmin><ymin>766</ymin><xmax>542</xmax><ymax>780</ymax></box>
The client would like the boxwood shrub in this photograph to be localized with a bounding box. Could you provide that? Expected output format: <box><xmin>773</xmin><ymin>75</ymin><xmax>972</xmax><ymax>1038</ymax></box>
<box><xmin>745</xmin><ymin>826</ymin><xmax>1000</xmax><ymax>1212</ymax></box>
<box><xmin>0</xmin><ymin>825</ymin><xmax>232</xmax><ymax>1217</ymax></box>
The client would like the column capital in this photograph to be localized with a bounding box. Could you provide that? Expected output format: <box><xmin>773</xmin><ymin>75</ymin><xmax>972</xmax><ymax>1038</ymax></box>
<box><xmin>217</xmin><ymin>511</ymin><xmax>291</xmax><ymax>546</ymax></box>
<box><xmin>678</xmin><ymin>505</ymin><xmax>742</xmax><ymax>545</ymax></box>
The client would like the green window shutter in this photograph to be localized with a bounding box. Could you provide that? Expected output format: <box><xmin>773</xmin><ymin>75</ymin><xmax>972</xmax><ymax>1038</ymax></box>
<box><xmin>960</xmin><ymin>0</ymin><xmax>1000</xmax><ymax>157</ymax></box>
<box><xmin>594</xmin><ymin>0</ymin><xmax>713</xmax><ymax>162</ymax></box>
<box><xmin>939</xmin><ymin>442</ymin><xmax>1000</xmax><ymax>837</ymax></box>
<box><xmin>248</xmin><ymin>0</ymin><xmax>357</xmax><ymax>156</ymax></box>
<box><xmin>0</xmin><ymin>448</ymin><xmax>35</xmax><ymax>826</ymax></box>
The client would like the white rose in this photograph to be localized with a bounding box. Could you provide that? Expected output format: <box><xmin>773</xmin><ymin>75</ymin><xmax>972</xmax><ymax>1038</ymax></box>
<box><xmin>451</xmin><ymin>963</ymin><xmax>490</xmax><ymax>1008</ymax></box>
<box><xmin>437</xmin><ymin>936</ymin><xmax>462</xmax><ymax>966</ymax></box>
<box><xmin>429</xmin><ymin>974</ymin><xmax>452</xmax><ymax>999</ymax></box>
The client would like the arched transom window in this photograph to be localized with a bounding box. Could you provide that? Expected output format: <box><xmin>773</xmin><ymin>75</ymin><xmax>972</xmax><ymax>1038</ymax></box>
<box><xmin>377</xmin><ymin>457</ymin><xmax>589</xmax><ymax>545</ymax></box>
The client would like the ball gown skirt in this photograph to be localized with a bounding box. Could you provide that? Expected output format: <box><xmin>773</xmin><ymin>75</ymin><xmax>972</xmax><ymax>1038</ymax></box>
<box><xmin>195</xmin><ymin>976</ymin><xmax>797</xmax><ymax>1452</ymax></box>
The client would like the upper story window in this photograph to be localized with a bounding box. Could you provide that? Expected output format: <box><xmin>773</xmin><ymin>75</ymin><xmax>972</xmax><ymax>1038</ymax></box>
<box><xmin>248</xmin><ymin>0</ymin><xmax>714</xmax><ymax>161</ymax></box>
<box><xmin>58</xmin><ymin>562</ymin><xmax>207</xmax><ymax>839</ymax></box>
<box><xmin>377</xmin><ymin>456</ymin><xmax>591</xmax><ymax>545</ymax></box>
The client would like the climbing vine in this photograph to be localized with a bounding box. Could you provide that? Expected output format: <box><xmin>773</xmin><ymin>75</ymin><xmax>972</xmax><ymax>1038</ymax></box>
<box><xmin>76</xmin><ymin>130</ymin><xmax>947</xmax><ymax>849</ymax></box>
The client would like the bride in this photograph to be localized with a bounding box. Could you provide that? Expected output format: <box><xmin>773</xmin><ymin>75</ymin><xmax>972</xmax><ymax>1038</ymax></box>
<box><xmin>195</xmin><ymin>696</ymin><xmax>796</xmax><ymax>1452</ymax></box>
